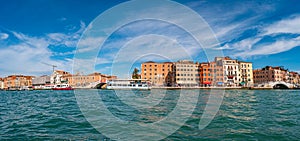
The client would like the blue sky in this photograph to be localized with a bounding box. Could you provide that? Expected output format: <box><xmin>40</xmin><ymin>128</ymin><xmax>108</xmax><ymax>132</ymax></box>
<box><xmin>0</xmin><ymin>0</ymin><xmax>300</xmax><ymax>77</ymax></box>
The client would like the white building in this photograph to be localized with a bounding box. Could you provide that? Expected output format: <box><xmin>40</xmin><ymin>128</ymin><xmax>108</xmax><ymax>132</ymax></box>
<box><xmin>50</xmin><ymin>70</ymin><xmax>70</xmax><ymax>84</ymax></box>
<box><xmin>216</xmin><ymin>57</ymin><xmax>240</xmax><ymax>86</ymax></box>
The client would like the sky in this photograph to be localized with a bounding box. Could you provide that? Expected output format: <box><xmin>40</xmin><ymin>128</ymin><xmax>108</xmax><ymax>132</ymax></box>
<box><xmin>0</xmin><ymin>0</ymin><xmax>300</xmax><ymax>78</ymax></box>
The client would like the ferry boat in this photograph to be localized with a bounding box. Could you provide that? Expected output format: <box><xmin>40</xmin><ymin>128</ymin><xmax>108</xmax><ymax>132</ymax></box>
<box><xmin>52</xmin><ymin>84</ymin><xmax>73</xmax><ymax>90</ymax></box>
<box><xmin>106</xmin><ymin>79</ymin><xmax>151</xmax><ymax>90</ymax></box>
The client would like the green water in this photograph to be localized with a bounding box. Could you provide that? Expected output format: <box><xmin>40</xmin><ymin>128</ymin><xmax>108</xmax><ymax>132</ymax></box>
<box><xmin>0</xmin><ymin>89</ymin><xmax>299</xmax><ymax>140</ymax></box>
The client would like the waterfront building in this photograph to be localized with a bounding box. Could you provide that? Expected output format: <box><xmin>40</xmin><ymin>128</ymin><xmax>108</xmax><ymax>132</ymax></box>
<box><xmin>63</xmin><ymin>72</ymin><xmax>117</xmax><ymax>88</ymax></box>
<box><xmin>0</xmin><ymin>78</ymin><xmax>4</xmax><ymax>89</ymax></box>
<box><xmin>199</xmin><ymin>63</ymin><xmax>211</xmax><ymax>86</ymax></box>
<box><xmin>32</xmin><ymin>75</ymin><xmax>51</xmax><ymax>86</ymax></box>
<box><xmin>215</xmin><ymin>57</ymin><xmax>241</xmax><ymax>86</ymax></box>
<box><xmin>50</xmin><ymin>70</ymin><xmax>71</xmax><ymax>84</ymax></box>
<box><xmin>238</xmin><ymin>61</ymin><xmax>254</xmax><ymax>86</ymax></box>
<box><xmin>199</xmin><ymin>61</ymin><xmax>224</xmax><ymax>87</ymax></box>
<box><xmin>209</xmin><ymin>61</ymin><xmax>224</xmax><ymax>86</ymax></box>
<box><xmin>141</xmin><ymin>61</ymin><xmax>175</xmax><ymax>86</ymax></box>
<box><xmin>140</xmin><ymin>57</ymin><xmax>251</xmax><ymax>87</ymax></box>
<box><xmin>288</xmin><ymin>72</ymin><xmax>300</xmax><ymax>84</ymax></box>
<box><xmin>174</xmin><ymin>60</ymin><xmax>199</xmax><ymax>87</ymax></box>
<box><xmin>3</xmin><ymin>75</ymin><xmax>33</xmax><ymax>90</ymax></box>
<box><xmin>253</xmin><ymin>66</ymin><xmax>287</xmax><ymax>84</ymax></box>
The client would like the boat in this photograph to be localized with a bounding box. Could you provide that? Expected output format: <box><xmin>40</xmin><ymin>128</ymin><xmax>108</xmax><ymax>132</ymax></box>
<box><xmin>33</xmin><ymin>84</ymin><xmax>55</xmax><ymax>90</ymax></box>
<box><xmin>52</xmin><ymin>84</ymin><xmax>73</xmax><ymax>90</ymax></box>
<box><xmin>106</xmin><ymin>79</ymin><xmax>151</xmax><ymax>90</ymax></box>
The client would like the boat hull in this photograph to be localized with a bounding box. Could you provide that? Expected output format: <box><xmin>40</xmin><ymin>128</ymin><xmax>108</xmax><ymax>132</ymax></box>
<box><xmin>106</xmin><ymin>86</ymin><xmax>151</xmax><ymax>90</ymax></box>
<box><xmin>52</xmin><ymin>87</ymin><xmax>73</xmax><ymax>90</ymax></box>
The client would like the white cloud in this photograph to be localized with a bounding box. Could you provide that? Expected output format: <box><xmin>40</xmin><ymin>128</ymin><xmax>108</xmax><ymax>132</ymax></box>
<box><xmin>0</xmin><ymin>22</ymin><xmax>86</xmax><ymax>77</ymax></box>
<box><xmin>263</xmin><ymin>15</ymin><xmax>300</xmax><ymax>35</ymax></box>
<box><xmin>228</xmin><ymin>14</ymin><xmax>300</xmax><ymax>58</ymax></box>
<box><xmin>234</xmin><ymin>36</ymin><xmax>300</xmax><ymax>57</ymax></box>
<box><xmin>0</xmin><ymin>33</ymin><xmax>9</xmax><ymax>40</ymax></box>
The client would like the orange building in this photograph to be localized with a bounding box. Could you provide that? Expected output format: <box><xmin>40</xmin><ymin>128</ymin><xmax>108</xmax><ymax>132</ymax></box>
<box><xmin>141</xmin><ymin>61</ymin><xmax>175</xmax><ymax>86</ymax></box>
<box><xmin>199</xmin><ymin>63</ymin><xmax>211</xmax><ymax>86</ymax></box>
<box><xmin>3</xmin><ymin>75</ymin><xmax>33</xmax><ymax>90</ymax></box>
<box><xmin>199</xmin><ymin>62</ymin><xmax>224</xmax><ymax>86</ymax></box>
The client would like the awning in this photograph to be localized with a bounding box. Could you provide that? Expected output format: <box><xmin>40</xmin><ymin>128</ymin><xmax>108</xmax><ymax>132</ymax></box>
<box><xmin>217</xmin><ymin>82</ymin><xmax>223</xmax><ymax>85</ymax></box>
<box><xmin>228</xmin><ymin>76</ymin><xmax>234</xmax><ymax>79</ymax></box>
<box><xmin>203</xmin><ymin>81</ymin><xmax>211</xmax><ymax>85</ymax></box>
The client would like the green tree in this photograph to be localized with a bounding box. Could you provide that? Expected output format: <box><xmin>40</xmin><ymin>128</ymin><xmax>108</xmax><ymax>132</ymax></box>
<box><xmin>132</xmin><ymin>68</ymin><xmax>140</xmax><ymax>79</ymax></box>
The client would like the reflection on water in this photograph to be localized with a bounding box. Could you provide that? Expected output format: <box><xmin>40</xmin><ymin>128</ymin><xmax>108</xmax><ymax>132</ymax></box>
<box><xmin>0</xmin><ymin>90</ymin><xmax>300</xmax><ymax>140</ymax></box>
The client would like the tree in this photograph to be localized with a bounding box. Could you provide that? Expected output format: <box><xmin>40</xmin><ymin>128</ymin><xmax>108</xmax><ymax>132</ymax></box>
<box><xmin>132</xmin><ymin>68</ymin><xmax>140</xmax><ymax>79</ymax></box>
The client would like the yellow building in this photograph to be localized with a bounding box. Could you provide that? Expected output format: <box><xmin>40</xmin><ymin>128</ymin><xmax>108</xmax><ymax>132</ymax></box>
<box><xmin>141</xmin><ymin>61</ymin><xmax>175</xmax><ymax>86</ymax></box>
<box><xmin>238</xmin><ymin>61</ymin><xmax>253</xmax><ymax>86</ymax></box>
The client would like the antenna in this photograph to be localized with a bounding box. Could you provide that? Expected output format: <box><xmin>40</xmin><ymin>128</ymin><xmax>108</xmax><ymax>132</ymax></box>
<box><xmin>41</xmin><ymin>62</ymin><xmax>57</xmax><ymax>72</ymax></box>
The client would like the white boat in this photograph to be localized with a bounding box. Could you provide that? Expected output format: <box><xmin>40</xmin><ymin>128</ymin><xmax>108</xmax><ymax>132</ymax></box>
<box><xmin>33</xmin><ymin>84</ymin><xmax>73</xmax><ymax>90</ymax></box>
<box><xmin>106</xmin><ymin>79</ymin><xmax>151</xmax><ymax>90</ymax></box>
<box><xmin>52</xmin><ymin>84</ymin><xmax>73</xmax><ymax>90</ymax></box>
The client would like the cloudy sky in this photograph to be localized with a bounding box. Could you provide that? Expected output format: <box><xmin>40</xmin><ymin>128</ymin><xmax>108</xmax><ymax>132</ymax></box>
<box><xmin>0</xmin><ymin>0</ymin><xmax>299</xmax><ymax>77</ymax></box>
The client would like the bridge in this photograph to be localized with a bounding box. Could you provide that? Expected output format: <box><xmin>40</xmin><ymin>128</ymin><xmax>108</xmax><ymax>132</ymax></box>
<box><xmin>257</xmin><ymin>81</ymin><xmax>295</xmax><ymax>89</ymax></box>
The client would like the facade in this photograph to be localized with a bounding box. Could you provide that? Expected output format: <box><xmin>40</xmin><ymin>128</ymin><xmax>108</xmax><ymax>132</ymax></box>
<box><xmin>209</xmin><ymin>61</ymin><xmax>224</xmax><ymax>86</ymax></box>
<box><xmin>64</xmin><ymin>73</ymin><xmax>101</xmax><ymax>87</ymax></box>
<box><xmin>140</xmin><ymin>57</ymin><xmax>252</xmax><ymax>87</ymax></box>
<box><xmin>288</xmin><ymin>72</ymin><xmax>300</xmax><ymax>84</ymax></box>
<box><xmin>141</xmin><ymin>61</ymin><xmax>175</xmax><ymax>86</ymax></box>
<box><xmin>174</xmin><ymin>60</ymin><xmax>199</xmax><ymax>87</ymax></box>
<box><xmin>51</xmin><ymin>70</ymin><xmax>71</xmax><ymax>84</ymax></box>
<box><xmin>253</xmin><ymin>66</ymin><xmax>287</xmax><ymax>84</ymax></box>
<box><xmin>3</xmin><ymin>75</ymin><xmax>33</xmax><ymax>90</ymax></box>
<box><xmin>32</xmin><ymin>75</ymin><xmax>51</xmax><ymax>86</ymax></box>
<box><xmin>0</xmin><ymin>78</ymin><xmax>4</xmax><ymax>89</ymax></box>
<box><xmin>215</xmin><ymin>57</ymin><xmax>241</xmax><ymax>86</ymax></box>
<box><xmin>199</xmin><ymin>62</ymin><xmax>224</xmax><ymax>87</ymax></box>
<box><xmin>199</xmin><ymin>63</ymin><xmax>211</xmax><ymax>86</ymax></box>
<box><xmin>238</xmin><ymin>62</ymin><xmax>254</xmax><ymax>86</ymax></box>
<box><xmin>63</xmin><ymin>73</ymin><xmax>117</xmax><ymax>88</ymax></box>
